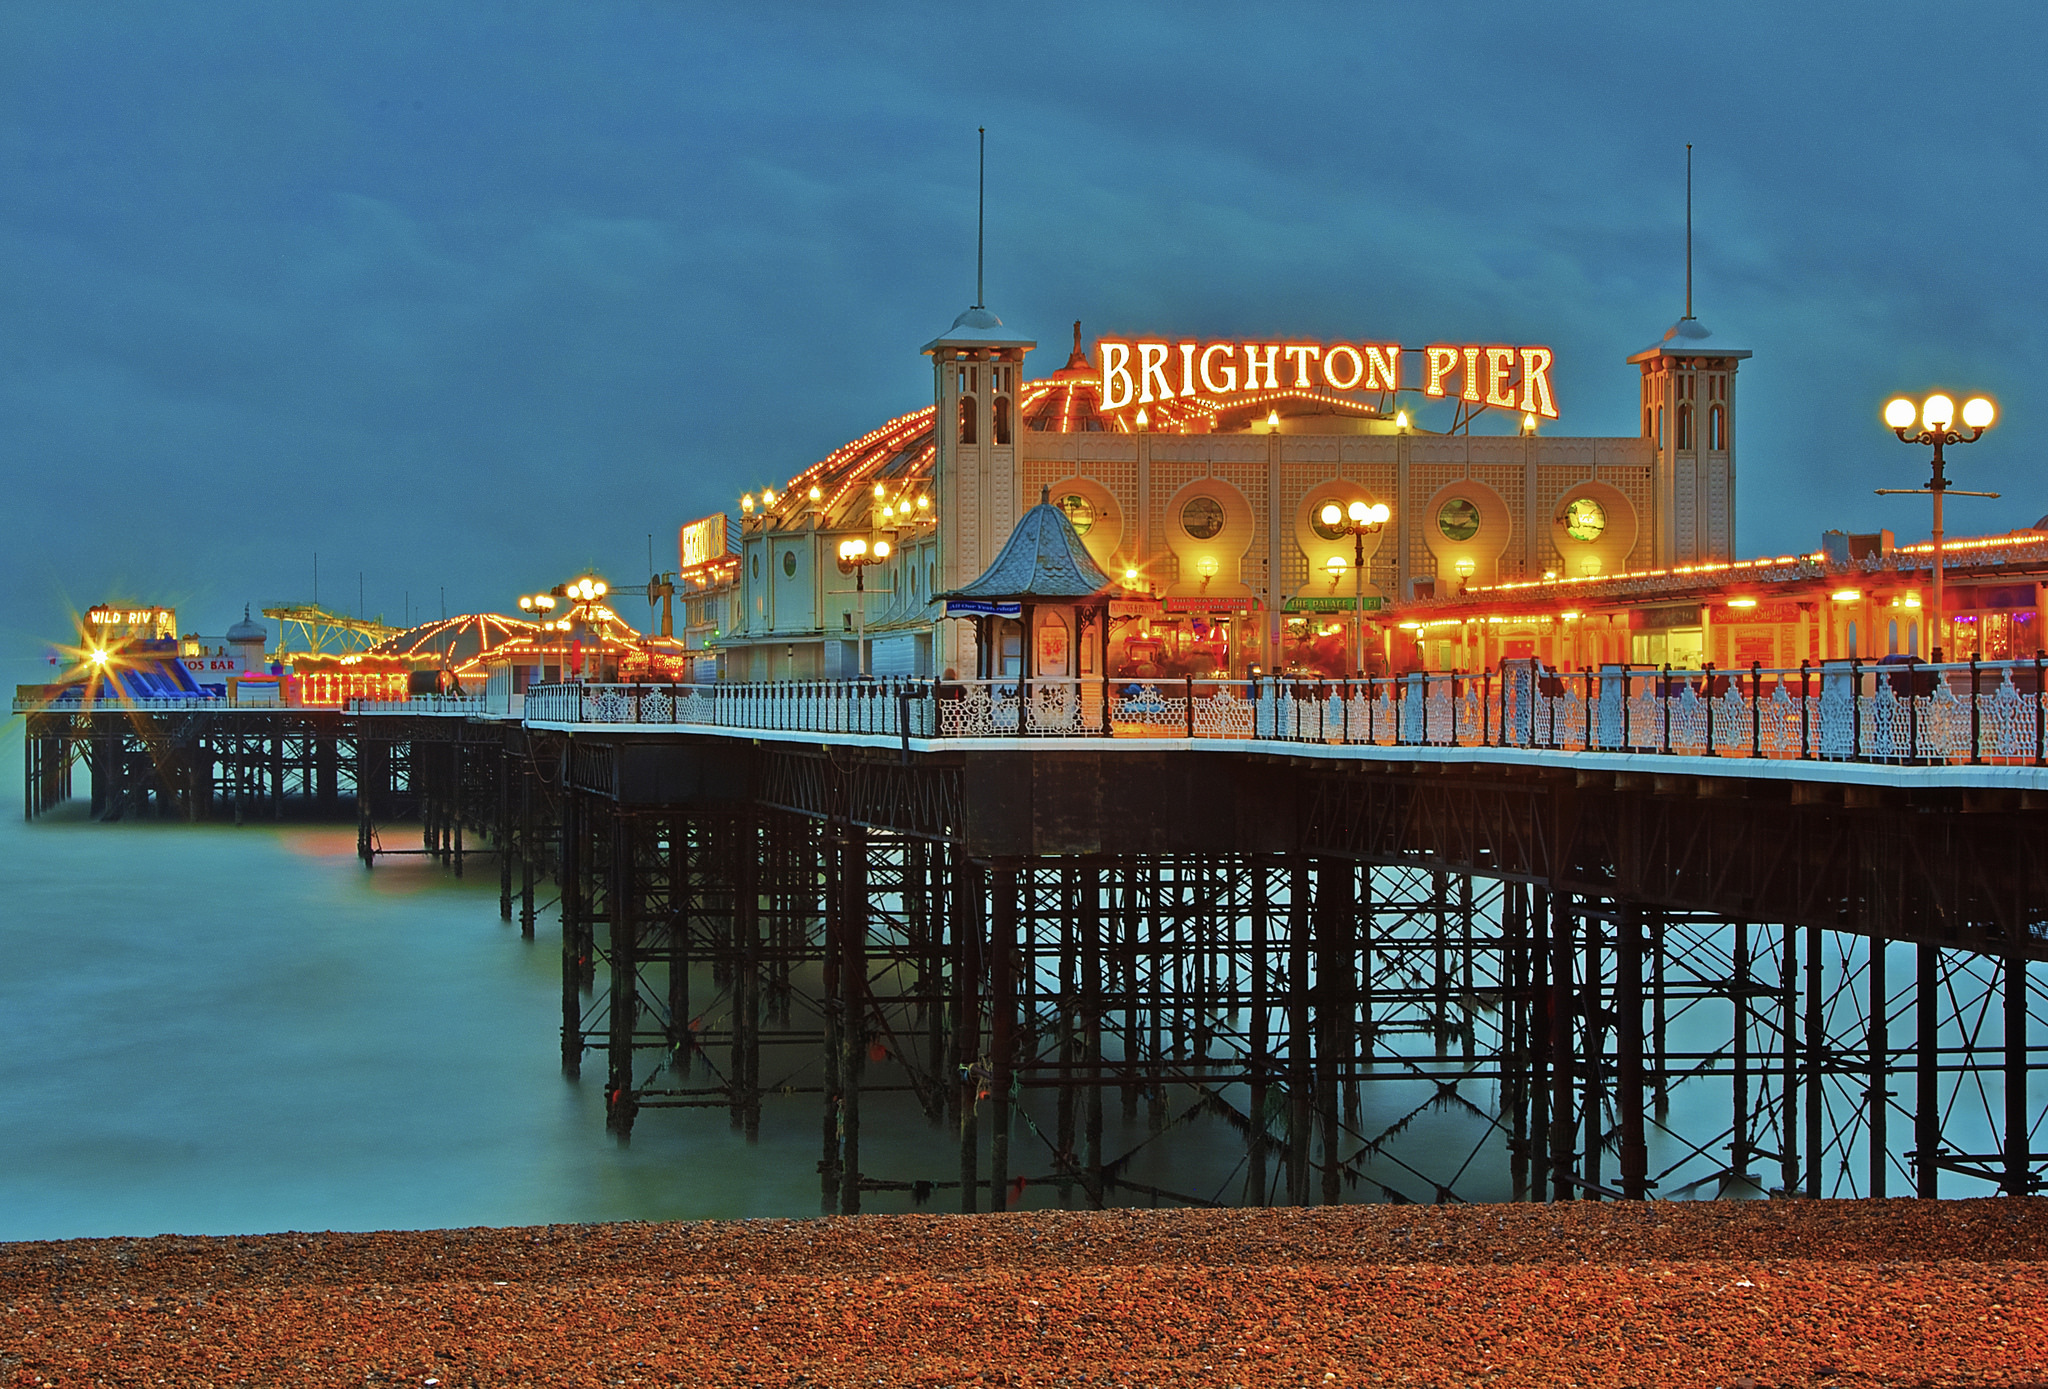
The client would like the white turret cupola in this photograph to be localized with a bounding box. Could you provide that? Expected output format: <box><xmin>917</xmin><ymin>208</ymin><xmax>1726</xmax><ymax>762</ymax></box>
<box><xmin>1629</xmin><ymin>318</ymin><xmax>1750</xmax><ymax>566</ymax></box>
<box><xmin>923</xmin><ymin>306</ymin><xmax>1034</xmax><ymax>675</ymax></box>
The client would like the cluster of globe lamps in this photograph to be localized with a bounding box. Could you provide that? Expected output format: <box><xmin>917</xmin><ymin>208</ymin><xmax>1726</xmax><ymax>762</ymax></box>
<box><xmin>1880</xmin><ymin>392</ymin><xmax>1996</xmax><ymax>663</ymax></box>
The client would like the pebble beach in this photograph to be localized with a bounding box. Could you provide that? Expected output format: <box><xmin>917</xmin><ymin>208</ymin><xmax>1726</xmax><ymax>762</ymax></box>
<box><xmin>4</xmin><ymin>1198</ymin><xmax>2045</xmax><ymax>1387</ymax></box>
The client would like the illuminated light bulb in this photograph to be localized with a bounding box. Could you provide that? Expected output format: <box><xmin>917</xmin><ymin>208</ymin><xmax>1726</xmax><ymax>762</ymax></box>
<box><xmin>1883</xmin><ymin>397</ymin><xmax>1917</xmax><ymax>430</ymax></box>
<box><xmin>809</xmin><ymin>485</ymin><xmax>821</xmax><ymax>501</ymax></box>
<box><xmin>1134</xmin><ymin>407</ymin><xmax>1149</xmax><ymax>427</ymax></box>
<box><xmin>1963</xmin><ymin>396</ymin><xmax>1996</xmax><ymax>429</ymax></box>
<box><xmin>1320</xmin><ymin>502</ymin><xmax>1343</xmax><ymax>528</ymax></box>
<box><xmin>1395</xmin><ymin>410</ymin><xmax>1409</xmax><ymax>430</ymax></box>
<box><xmin>1325</xmin><ymin>555</ymin><xmax>1347</xmax><ymax>575</ymax></box>
<box><xmin>1197</xmin><ymin>556</ymin><xmax>1218</xmax><ymax>578</ymax></box>
<box><xmin>1522</xmin><ymin>412</ymin><xmax>1537</xmax><ymax>433</ymax></box>
<box><xmin>1347</xmin><ymin>500</ymin><xmax>1370</xmax><ymax>524</ymax></box>
<box><xmin>1727</xmin><ymin>597</ymin><xmax>1759</xmax><ymax>609</ymax></box>
<box><xmin>762</xmin><ymin>489</ymin><xmax>775</xmax><ymax>504</ymax></box>
<box><xmin>741</xmin><ymin>494</ymin><xmax>755</xmax><ymax>513</ymax></box>
<box><xmin>1921</xmin><ymin>394</ymin><xmax>1954</xmax><ymax>431</ymax></box>
<box><xmin>593</xmin><ymin>582</ymin><xmax>606</xmax><ymax>596</ymax></box>
<box><xmin>874</xmin><ymin>481</ymin><xmax>886</xmax><ymax>496</ymax></box>
<box><xmin>1367</xmin><ymin>503</ymin><xmax>1391</xmax><ymax>525</ymax></box>
<box><xmin>916</xmin><ymin>495</ymin><xmax>930</xmax><ymax>510</ymax></box>
<box><xmin>1123</xmin><ymin>567</ymin><xmax>1139</xmax><ymax>582</ymax></box>
<box><xmin>873</xmin><ymin>540</ymin><xmax>891</xmax><ymax>559</ymax></box>
<box><xmin>880</xmin><ymin>504</ymin><xmax>893</xmax><ymax>519</ymax></box>
<box><xmin>519</xmin><ymin>596</ymin><xmax>533</xmax><ymax>610</ymax></box>
<box><xmin>1266</xmin><ymin>410</ymin><xmax>1280</xmax><ymax>429</ymax></box>
<box><xmin>1832</xmin><ymin>589</ymin><xmax>1862</xmax><ymax>602</ymax></box>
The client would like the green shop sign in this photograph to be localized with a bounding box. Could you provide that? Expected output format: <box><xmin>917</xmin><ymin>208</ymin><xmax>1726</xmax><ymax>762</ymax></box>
<box><xmin>1285</xmin><ymin>596</ymin><xmax>1383</xmax><ymax>613</ymax></box>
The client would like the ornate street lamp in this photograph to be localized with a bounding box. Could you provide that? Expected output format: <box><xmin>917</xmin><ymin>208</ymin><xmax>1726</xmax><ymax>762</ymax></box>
<box><xmin>836</xmin><ymin>536</ymin><xmax>892</xmax><ymax>678</ymax></box>
<box><xmin>517</xmin><ymin>592</ymin><xmax>558</xmax><ymax>683</ymax></box>
<box><xmin>1318</xmin><ymin>499</ymin><xmax>1391</xmax><ymax>677</ymax></box>
<box><xmin>1879</xmin><ymin>393</ymin><xmax>1998</xmax><ymax>661</ymax></box>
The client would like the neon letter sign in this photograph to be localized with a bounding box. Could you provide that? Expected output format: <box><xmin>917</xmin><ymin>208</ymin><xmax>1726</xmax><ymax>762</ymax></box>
<box><xmin>1096</xmin><ymin>339</ymin><xmax>1560</xmax><ymax>419</ymax></box>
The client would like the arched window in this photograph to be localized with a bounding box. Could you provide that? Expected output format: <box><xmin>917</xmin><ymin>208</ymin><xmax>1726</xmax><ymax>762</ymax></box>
<box><xmin>1708</xmin><ymin>404</ymin><xmax>1725</xmax><ymax>451</ymax></box>
<box><xmin>958</xmin><ymin>396</ymin><xmax>977</xmax><ymax>445</ymax></box>
<box><xmin>1643</xmin><ymin>407</ymin><xmax>1654</xmax><ymax>440</ymax></box>
<box><xmin>993</xmin><ymin>396</ymin><xmax>1011</xmax><ymax>445</ymax></box>
<box><xmin>1677</xmin><ymin>403</ymin><xmax>1693</xmax><ymax>451</ymax></box>
<box><xmin>1657</xmin><ymin>408</ymin><xmax>1666</xmax><ymax>450</ymax></box>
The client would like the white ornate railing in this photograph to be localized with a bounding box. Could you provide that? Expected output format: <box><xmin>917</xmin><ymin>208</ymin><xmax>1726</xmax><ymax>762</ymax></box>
<box><xmin>519</xmin><ymin>658</ymin><xmax>2048</xmax><ymax>768</ymax></box>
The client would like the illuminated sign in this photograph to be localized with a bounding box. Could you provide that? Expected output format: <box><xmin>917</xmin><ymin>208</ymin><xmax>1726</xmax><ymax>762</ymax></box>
<box><xmin>678</xmin><ymin>514</ymin><xmax>732</xmax><ymax>573</ymax></box>
<box><xmin>86</xmin><ymin>606</ymin><xmax>177</xmax><ymax>639</ymax></box>
<box><xmin>1098</xmin><ymin>340</ymin><xmax>1557</xmax><ymax>419</ymax></box>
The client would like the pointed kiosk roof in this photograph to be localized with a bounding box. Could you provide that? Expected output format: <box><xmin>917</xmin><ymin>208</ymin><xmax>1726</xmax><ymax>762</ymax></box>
<box><xmin>941</xmin><ymin>487</ymin><xmax>1115</xmax><ymax>606</ymax></box>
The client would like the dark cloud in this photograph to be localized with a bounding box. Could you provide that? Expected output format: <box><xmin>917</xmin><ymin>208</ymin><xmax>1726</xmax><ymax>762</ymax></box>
<box><xmin>4</xmin><ymin>0</ymin><xmax>2044</xmax><ymax>668</ymax></box>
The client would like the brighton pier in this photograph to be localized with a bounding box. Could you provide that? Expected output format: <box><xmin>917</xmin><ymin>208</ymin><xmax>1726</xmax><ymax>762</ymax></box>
<box><xmin>16</xmin><ymin>303</ymin><xmax>2046</xmax><ymax>1215</ymax></box>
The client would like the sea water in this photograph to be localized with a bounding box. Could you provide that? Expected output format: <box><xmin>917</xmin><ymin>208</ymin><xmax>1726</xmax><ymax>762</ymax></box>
<box><xmin>0</xmin><ymin>727</ymin><xmax>1278</xmax><ymax>1240</ymax></box>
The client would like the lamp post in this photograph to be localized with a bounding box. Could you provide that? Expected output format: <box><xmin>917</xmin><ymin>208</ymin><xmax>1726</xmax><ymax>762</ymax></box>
<box><xmin>1319</xmin><ymin>499</ymin><xmax>1391</xmax><ymax>677</ymax></box>
<box><xmin>517</xmin><ymin>592</ymin><xmax>557</xmax><ymax>684</ymax></box>
<box><xmin>1879</xmin><ymin>393</ymin><xmax>1998</xmax><ymax>661</ymax></box>
<box><xmin>836</xmin><ymin>536</ymin><xmax>892</xmax><ymax>677</ymax></box>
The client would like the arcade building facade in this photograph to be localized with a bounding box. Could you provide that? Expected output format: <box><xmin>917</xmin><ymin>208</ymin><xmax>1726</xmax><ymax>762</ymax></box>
<box><xmin>716</xmin><ymin>304</ymin><xmax>1748</xmax><ymax>682</ymax></box>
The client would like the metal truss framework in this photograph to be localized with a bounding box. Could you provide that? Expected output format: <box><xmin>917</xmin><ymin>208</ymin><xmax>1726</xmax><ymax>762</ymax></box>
<box><xmin>558</xmin><ymin>790</ymin><xmax>2045</xmax><ymax>1211</ymax></box>
<box><xmin>20</xmin><ymin>712</ymin><xmax>2043</xmax><ymax>1208</ymax></box>
<box><xmin>21</xmin><ymin>709</ymin><xmax>355</xmax><ymax>824</ymax></box>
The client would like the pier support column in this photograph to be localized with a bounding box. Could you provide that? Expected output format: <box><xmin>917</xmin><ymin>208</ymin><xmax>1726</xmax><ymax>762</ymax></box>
<box><xmin>560</xmin><ymin>788</ymin><xmax>584</xmax><ymax>1078</ymax></box>
<box><xmin>1315</xmin><ymin>858</ymin><xmax>1350</xmax><ymax>1206</ymax></box>
<box><xmin>1869</xmin><ymin>939</ymin><xmax>1888</xmax><ymax>1198</ymax></box>
<box><xmin>954</xmin><ymin>846</ymin><xmax>982</xmax><ymax>1212</ymax></box>
<box><xmin>1916</xmin><ymin>943</ymin><xmax>1940</xmax><ymax>1197</ymax></box>
<box><xmin>2006</xmin><ymin>953</ymin><xmax>2031</xmax><ymax>1196</ymax></box>
<box><xmin>1287</xmin><ymin>857</ymin><xmax>1312</xmax><ymax>1206</ymax></box>
<box><xmin>606</xmin><ymin>809</ymin><xmax>639</xmax><ymax>1140</ymax></box>
<box><xmin>989</xmin><ymin>858</ymin><xmax>1019</xmax><ymax>1212</ymax></box>
<box><xmin>1617</xmin><ymin>900</ymin><xmax>1648</xmax><ymax>1199</ymax></box>
<box><xmin>840</xmin><ymin>822</ymin><xmax>869</xmax><ymax>1216</ymax></box>
<box><xmin>1548</xmin><ymin>890</ymin><xmax>1576</xmax><ymax>1201</ymax></box>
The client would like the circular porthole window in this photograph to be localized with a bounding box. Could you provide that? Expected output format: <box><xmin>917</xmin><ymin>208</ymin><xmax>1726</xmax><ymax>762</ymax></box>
<box><xmin>1561</xmin><ymin>497</ymin><xmax>1607</xmax><ymax>543</ymax></box>
<box><xmin>751</xmin><ymin>555</ymin><xmax>760</xmax><ymax>581</ymax></box>
<box><xmin>1436</xmin><ymin>498</ymin><xmax>1481</xmax><ymax>542</ymax></box>
<box><xmin>1180</xmin><ymin>496</ymin><xmax>1224</xmax><ymax>540</ymax></box>
<box><xmin>1309</xmin><ymin>499</ymin><xmax>1349</xmax><ymax>542</ymax></box>
<box><xmin>1057</xmin><ymin>493</ymin><xmax>1095</xmax><ymax>535</ymax></box>
<box><xmin>782</xmin><ymin>551</ymin><xmax>797</xmax><ymax>578</ymax></box>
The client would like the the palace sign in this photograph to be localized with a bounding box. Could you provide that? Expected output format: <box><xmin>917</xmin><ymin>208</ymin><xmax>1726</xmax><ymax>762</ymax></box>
<box><xmin>1098</xmin><ymin>340</ymin><xmax>1558</xmax><ymax>418</ymax></box>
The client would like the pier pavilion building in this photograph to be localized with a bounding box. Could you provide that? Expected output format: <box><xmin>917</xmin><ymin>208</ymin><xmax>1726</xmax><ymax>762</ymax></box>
<box><xmin>716</xmin><ymin>308</ymin><xmax>1749</xmax><ymax>682</ymax></box>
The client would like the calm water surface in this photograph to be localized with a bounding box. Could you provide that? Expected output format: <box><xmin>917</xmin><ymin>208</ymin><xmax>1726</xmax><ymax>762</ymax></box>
<box><xmin>0</xmin><ymin>729</ymin><xmax>882</xmax><ymax>1240</ymax></box>
<box><xmin>0</xmin><ymin>729</ymin><xmax>1273</xmax><ymax>1240</ymax></box>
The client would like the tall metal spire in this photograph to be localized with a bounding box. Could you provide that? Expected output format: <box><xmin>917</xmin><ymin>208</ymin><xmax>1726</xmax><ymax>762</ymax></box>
<box><xmin>975</xmin><ymin>126</ymin><xmax>986</xmax><ymax>310</ymax></box>
<box><xmin>1684</xmin><ymin>143</ymin><xmax>1694</xmax><ymax>321</ymax></box>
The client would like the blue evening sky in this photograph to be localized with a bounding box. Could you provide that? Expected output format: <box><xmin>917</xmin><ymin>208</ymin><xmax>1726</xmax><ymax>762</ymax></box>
<box><xmin>3</xmin><ymin>0</ymin><xmax>2042</xmax><ymax>668</ymax></box>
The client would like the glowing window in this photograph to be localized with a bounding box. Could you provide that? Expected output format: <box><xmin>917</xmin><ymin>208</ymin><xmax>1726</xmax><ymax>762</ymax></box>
<box><xmin>1561</xmin><ymin>497</ymin><xmax>1607</xmax><ymax>543</ymax></box>
<box><xmin>1180</xmin><ymin>496</ymin><xmax>1224</xmax><ymax>540</ymax></box>
<box><xmin>1057</xmin><ymin>493</ymin><xmax>1095</xmax><ymax>535</ymax></box>
<box><xmin>1435</xmin><ymin>499</ymin><xmax>1480</xmax><ymax>542</ymax></box>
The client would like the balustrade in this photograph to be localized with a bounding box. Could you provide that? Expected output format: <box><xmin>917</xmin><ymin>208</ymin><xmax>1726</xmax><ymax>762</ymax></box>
<box><xmin>515</xmin><ymin>656</ymin><xmax>2048</xmax><ymax>768</ymax></box>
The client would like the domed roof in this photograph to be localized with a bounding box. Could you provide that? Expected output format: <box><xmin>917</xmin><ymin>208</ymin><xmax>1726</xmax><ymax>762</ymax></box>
<box><xmin>743</xmin><ymin>325</ymin><xmax>1390</xmax><ymax>535</ymax></box>
<box><xmin>921</xmin><ymin>303</ymin><xmax>1038</xmax><ymax>353</ymax></box>
<box><xmin>1628</xmin><ymin>316</ymin><xmax>1752</xmax><ymax>362</ymax></box>
<box><xmin>226</xmin><ymin>605</ymin><xmax>266</xmax><ymax>643</ymax></box>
